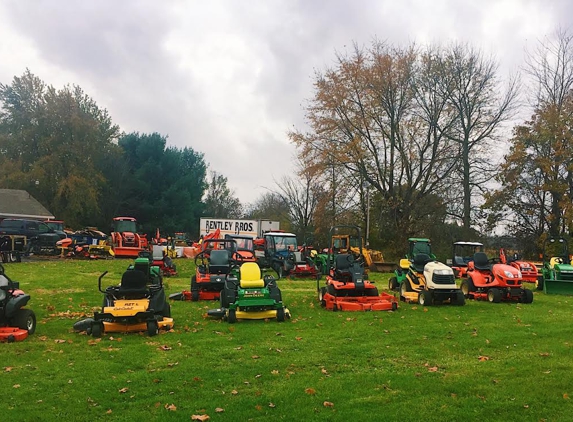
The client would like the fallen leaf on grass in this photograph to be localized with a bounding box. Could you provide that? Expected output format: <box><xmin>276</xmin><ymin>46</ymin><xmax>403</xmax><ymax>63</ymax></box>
<box><xmin>428</xmin><ymin>366</ymin><xmax>438</xmax><ymax>372</ymax></box>
<box><xmin>295</xmin><ymin>337</ymin><xmax>302</xmax><ymax>341</ymax></box>
<box><xmin>478</xmin><ymin>356</ymin><xmax>490</xmax><ymax>362</ymax></box>
<box><xmin>193</xmin><ymin>377</ymin><xmax>202</xmax><ymax>382</ymax></box>
<box><xmin>305</xmin><ymin>388</ymin><xmax>316</xmax><ymax>395</ymax></box>
<box><xmin>4</xmin><ymin>367</ymin><xmax>13</xmax><ymax>372</ymax></box>
<box><xmin>269</xmin><ymin>402</ymin><xmax>276</xmax><ymax>408</ymax></box>
<box><xmin>167</xmin><ymin>362</ymin><xmax>179</xmax><ymax>367</ymax></box>
<box><xmin>13</xmin><ymin>384</ymin><xmax>20</xmax><ymax>388</ymax></box>
<box><xmin>54</xmin><ymin>339</ymin><xmax>66</xmax><ymax>343</ymax></box>
<box><xmin>323</xmin><ymin>401</ymin><xmax>334</xmax><ymax>407</ymax></box>
<box><xmin>271</xmin><ymin>370</ymin><xmax>279</xmax><ymax>375</ymax></box>
<box><xmin>159</xmin><ymin>345</ymin><xmax>172</xmax><ymax>351</ymax></box>
<box><xmin>215</xmin><ymin>408</ymin><xmax>224</xmax><ymax>413</ymax></box>
<box><xmin>234</xmin><ymin>346</ymin><xmax>242</xmax><ymax>350</ymax></box>
<box><xmin>523</xmin><ymin>404</ymin><xmax>529</xmax><ymax>408</ymax></box>
<box><xmin>38</xmin><ymin>336</ymin><xmax>48</xmax><ymax>341</ymax></box>
<box><xmin>191</xmin><ymin>414</ymin><xmax>210</xmax><ymax>421</ymax></box>
<box><xmin>154</xmin><ymin>402</ymin><xmax>161</xmax><ymax>408</ymax></box>
<box><xmin>251</xmin><ymin>355</ymin><xmax>259</xmax><ymax>359</ymax></box>
<box><xmin>106</xmin><ymin>409</ymin><xmax>112</xmax><ymax>414</ymax></box>
<box><xmin>564</xmin><ymin>393</ymin><xmax>570</xmax><ymax>399</ymax></box>
<box><xmin>119</xmin><ymin>387</ymin><xmax>129</xmax><ymax>394</ymax></box>
<box><xmin>539</xmin><ymin>352</ymin><xmax>550</xmax><ymax>357</ymax></box>
<box><xmin>321</xmin><ymin>368</ymin><xmax>328</xmax><ymax>375</ymax></box>
<box><xmin>231</xmin><ymin>390</ymin><xmax>238</xmax><ymax>395</ymax></box>
<box><xmin>164</xmin><ymin>403</ymin><xmax>177</xmax><ymax>411</ymax></box>
<box><xmin>88</xmin><ymin>339</ymin><xmax>101</xmax><ymax>345</ymax></box>
<box><xmin>255</xmin><ymin>405</ymin><xmax>262</xmax><ymax>410</ymax></box>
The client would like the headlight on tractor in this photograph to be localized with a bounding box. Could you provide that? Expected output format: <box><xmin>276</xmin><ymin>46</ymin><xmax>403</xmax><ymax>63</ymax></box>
<box><xmin>504</xmin><ymin>270</ymin><xmax>514</xmax><ymax>278</ymax></box>
<box><xmin>433</xmin><ymin>269</ymin><xmax>452</xmax><ymax>276</ymax></box>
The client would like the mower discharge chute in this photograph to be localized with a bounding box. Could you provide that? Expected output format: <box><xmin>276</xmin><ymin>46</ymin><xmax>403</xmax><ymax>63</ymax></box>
<box><xmin>460</xmin><ymin>252</ymin><xmax>534</xmax><ymax>304</ymax></box>
<box><xmin>398</xmin><ymin>253</ymin><xmax>465</xmax><ymax>306</ymax></box>
<box><xmin>169</xmin><ymin>239</ymin><xmax>239</xmax><ymax>302</ymax></box>
<box><xmin>208</xmin><ymin>262</ymin><xmax>290</xmax><ymax>323</ymax></box>
<box><xmin>317</xmin><ymin>226</ymin><xmax>397</xmax><ymax>312</ymax></box>
<box><xmin>539</xmin><ymin>238</ymin><xmax>573</xmax><ymax>295</ymax></box>
<box><xmin>0</xmin><ymin>264</ymin><xmax>36</xmax><ymax>342</ymax></box>
<box><xmin>74</xmin><ymin>257</ymin><xmax>173</xmax><ymax>337</ymax></box>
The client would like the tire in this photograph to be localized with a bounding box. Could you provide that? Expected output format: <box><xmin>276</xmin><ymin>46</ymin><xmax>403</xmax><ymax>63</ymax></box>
<box><xmin>366</xmin><ymin>287</ymin><xmax>379</xmax><ymax>296</ymax></box>
<box><xmin>162</xmin><ymin>302</ymin><xmax>171</xmax><ymax>318</ymax></box>
<box><xmin>190</xmin><ymin>275</ymin><xmax>197</xmax><ymax>290</ymax></box>
<box><xmin>487</xmin><ymin>288</ymin><xmax>502</xmax><ymax>303</ymax></box>
<box><xmin>228</xmin><ymin>308</ymin><xmax>237</xmax><ymax>323</ymax></box>
<box><xmin>269</xmin><ymin>286</ymin><xmax>282</xmax><ymax>303</ymax></box>
<box><xmin>461</xmin><ymin>278</ymin><xmax>475</xmax><ymax>298</ymax></box>
<box><xmin>452</xmin><ymin>291</ymin><xmax>465</xmax><ymax>306</ymax></box>
<box><xmin>191</xmin><ymin>289</ymin><xmax>199</xmax><ymax>302</ymax></box>
<box><xmin>536</xmin><ymin>276</ymin><xmax>544</xmax><ymax>291</ymax></box>
<box><xmin>12</xmin><ymin>309</ymin><xmax>36</xmax><ymax>334</ymax></box>
<box><xmin>147</xmin><ymin>319</ymin><xmax>159</xmax><ymax>336</ymax></box>
<box><xmin>318</xmin><ymin>287</ymin><xmax>327</xmax><ymax>307</ymax></box>
<box><xmin>399</xmin><ymin>279</ymin><xmax>410</xmax><ymax>300</ymax></box>
<box><xmin>388</xmin><ymin>277</ymin><xmax>398</xmax><ymax>291</ymax></box>
<box><xmin>391</xmin><ymin>302</ymin><xmax>398</xmax><ymax>311</ymax></box>
<box><xmin>276</xmin><ymin>307</ymin><xmax>285</xmax><ymax>322</ymax></box>
<box><xmin>91</xmin><ymin>322</ymin><xmax>103</xmax><ymax>338</ymax></box>
<box><xmin>418</xmin><ymin>290</ymin><xmax>431</xmax><ymax>306</ymax></box>
<box><xmin>521</xmin><ymin>289</ymin><xmax>534</xmax><ymax>304</ymax></box>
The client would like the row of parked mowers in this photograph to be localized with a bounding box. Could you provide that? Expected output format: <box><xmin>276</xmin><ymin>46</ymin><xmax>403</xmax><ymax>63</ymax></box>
<box><xmin>5</xmin><ymin>231</ymin><xmax>572</xmax><ymax>342</ymax></box>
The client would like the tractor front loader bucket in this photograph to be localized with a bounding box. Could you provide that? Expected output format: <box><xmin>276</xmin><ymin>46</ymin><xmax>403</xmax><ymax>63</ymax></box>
<box><xmin>544</xmin><ymin>279</ymin><xmax>573</xmax><ymax>295</ymax></box>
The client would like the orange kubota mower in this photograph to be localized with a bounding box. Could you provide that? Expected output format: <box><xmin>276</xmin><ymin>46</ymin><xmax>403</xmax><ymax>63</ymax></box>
<box><xmin>317</xmin><ymin>226</ymin><xmax>397</xmax><ymax>311</ymax></box>
<box><xmin>461</xmin><ymin>252</ymin><xmax>534</xmax><ymax>304</ymax></box>
<box><xmin>499</xmin><ymin>248</ymin><xmax>539</xmax><ymax>285</ymax></box>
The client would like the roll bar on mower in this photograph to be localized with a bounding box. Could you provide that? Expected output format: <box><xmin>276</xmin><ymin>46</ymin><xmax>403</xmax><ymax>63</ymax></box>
<box><xmin>98</xmin><ymin>271</ymin><xmax>109</xmax><ymax>294</ymax></box>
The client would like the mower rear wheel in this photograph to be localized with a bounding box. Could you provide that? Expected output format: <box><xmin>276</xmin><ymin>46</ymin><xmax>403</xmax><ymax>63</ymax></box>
<box><xmin>191</xmin><ymin>289</ymin><xmax>199</xmax><ymax>302</ymax></box>
<box><xmin>228</xmin><ymin>309</ymin><xmax>237</xmax><ymax>323</ymax></box>
<box><xmin>388</xmin><ymin>277</ymin><xmax>399</xmax><ymax>291</ymax></box>
<box><xmin>12</xmin><ymin>309</ymin><xmax>36</xmax><ymax>334</ymax></box>
<box><xmin>521</xmin><ymin>289</ymin><xmax>534</xmax><ymax>304</ymax></box>
<box><xmin>366</xmin><ymin>287</ymin><xmax>379</xmax><ymax>296</ymax></box>
<box><xmin>147</xmin><ymin>319</ymin><xmax>159</xmax><ymax>336</ymax></box>
<box><xmin>536</xmin><ymin>276</ymin><xmax>544</xmax><ymax>291</ymax></box>
<box><xmin>418</xmin><ymin>290</ymin><xmax>431</xmax><ymax>306</ymax></box>
<box><xmin>276</xmin><ymin>307</ymin><xmax>285</xmax><ymax>322</ymax></box>
<box><xmin>487</xmin><ymin>288</ymin><xmax>502</xmax><ymax>303</ymax></box>
<box><xmin>460</xmin><ymin>278</ymin><xmax>475</xmax><ymax>298</ymax></box>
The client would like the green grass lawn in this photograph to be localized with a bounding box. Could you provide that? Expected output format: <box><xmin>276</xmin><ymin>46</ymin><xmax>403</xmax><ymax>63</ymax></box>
<box><xmin>2</xmin><ymin>258</ymin><xmax>573</xmax><ymax>421</ymax></box>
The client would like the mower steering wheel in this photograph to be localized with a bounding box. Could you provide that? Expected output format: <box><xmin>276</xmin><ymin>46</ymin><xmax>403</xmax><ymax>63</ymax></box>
<box><xmin>194</xmin><ymin>251</ymin><xmax>208</xmax><ymax>267</ymax></box>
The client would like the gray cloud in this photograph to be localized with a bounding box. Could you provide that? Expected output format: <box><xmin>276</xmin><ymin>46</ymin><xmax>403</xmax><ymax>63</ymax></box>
<box><xmin>0</xmin><ymin>0</ymin><xmax>567</xmax><ymax>205</ymax></box>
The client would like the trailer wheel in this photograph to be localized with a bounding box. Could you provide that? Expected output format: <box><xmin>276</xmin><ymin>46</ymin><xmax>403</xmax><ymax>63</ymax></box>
<box><xmin>487</xmin><ymin>288</ymin><xmax>502</xmax><ymax>303</ymax></box>
<box><xmin>276</xmin><ymin>307</ymin><xmax>285</xmax><ymax>322</ymax></box>
<box><xmin>521</xmin><ymin>289</ymin><xmax>534</xmax><ymax>304</ymax></box>
<box><xmin>536</xmin><ymin>276</ymin><xmax>544</xmax><ymax>291</ymax></box>
<box><xmin>228</xmin><ymin>308</ymin><xmax>237</xmax><ymax>323</ymax></box>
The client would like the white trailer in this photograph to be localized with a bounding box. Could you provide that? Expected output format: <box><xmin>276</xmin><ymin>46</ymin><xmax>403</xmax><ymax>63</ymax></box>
<box><xmin>199</xmin><ymin>218</ymin><xmax>279</xmax><ymax>238</ymax></box>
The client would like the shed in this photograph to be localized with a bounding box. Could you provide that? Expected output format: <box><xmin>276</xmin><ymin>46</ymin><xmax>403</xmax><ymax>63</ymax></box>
<box><xmin>0</xmin><ymin>189</ymin><xmax>55</xmax><ymax>220</ymax></box>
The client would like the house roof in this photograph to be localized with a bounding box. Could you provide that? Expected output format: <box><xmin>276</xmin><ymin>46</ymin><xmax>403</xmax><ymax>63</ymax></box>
<box><xmin>0</xmin><ymin>189</ymin><xmax>55</xmax><ymax>220</ymax></box>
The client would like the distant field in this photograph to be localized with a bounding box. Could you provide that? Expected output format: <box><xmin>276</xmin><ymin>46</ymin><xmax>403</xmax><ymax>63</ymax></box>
<box><xmin>1</xmin><ymin>258</ymin><xmax>572</xmax><ymax>421</ymax></box>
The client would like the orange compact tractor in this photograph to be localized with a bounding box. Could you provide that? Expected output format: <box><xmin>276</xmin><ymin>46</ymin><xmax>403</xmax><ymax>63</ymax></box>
<box><xmin>317</xmin><ymin>226</ymin><xmax>398</xmax><ymax>311</ymax></box>
<box><xmin>461</xmin><ymin>252</ymin><xmax>534</xmax><ymax>304</ymax></box>
<box><xmin>110</xmin><ymin>217</ymin><xmax>149</xmax><ymax>258</ymax></box>
<box><xmin>499</xmin><ymin>248</ymin><xmax>539</xmax><ymax>285</ymax></box>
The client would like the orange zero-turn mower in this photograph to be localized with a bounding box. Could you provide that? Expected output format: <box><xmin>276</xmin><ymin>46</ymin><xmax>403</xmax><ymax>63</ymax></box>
<box><xmin>170</xmin><ymin>239</ymin><xmax>240</xmax><ymax>301</ymax></box>
<box><xmin>0</xmin><ymin>264</ymin><xmax>36</xmax><ymax>342</ymax></box>
<box><xmin>461</xmin><ymin>252</ymin><xmax>534</xmax><ymax>304</ymax></box>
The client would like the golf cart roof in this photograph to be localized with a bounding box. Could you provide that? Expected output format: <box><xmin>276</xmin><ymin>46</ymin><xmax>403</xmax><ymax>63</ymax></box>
<box><xmin>225</xmin><ymin>234</ymin><xmax>253</xmax><ymax>240</ymax></box>
<box><xmin>265</xmin><ymin>232</ymin><xmax>296</xmax><ymax>237</ymax></box>
<box><xmin>454</xmin><ymin>241</ymin><xmax>483</xmax><ymax>246</ymax></box>
<box><xmin>408</xmin><ymin>238</ymin><xmax>431</xmax><ymax>242</ymax></box>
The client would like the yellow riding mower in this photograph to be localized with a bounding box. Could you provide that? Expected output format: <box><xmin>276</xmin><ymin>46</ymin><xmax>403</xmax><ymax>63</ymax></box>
<box><xmin>74</xmin><ymin>264</ymin><xmax>173</xmax><ymax>337</ymax></box>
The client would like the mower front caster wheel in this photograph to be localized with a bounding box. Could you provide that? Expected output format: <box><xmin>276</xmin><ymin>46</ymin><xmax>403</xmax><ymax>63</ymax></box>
<box><xmin>228</xmin><ymin>309</ymin><xmax>237</xmax><ymax>324</ymax></box>
<box><xmin>91</xmin><ymin>322</ymin><xmax>104</xmax><ymax>338</ymax></box>
<box><xmin>276</xmin><ymin>307</ymin><xmax>285</xmax><ymax>322</ymax></box>
<box><xmin>147</xmin><ymin>320</ymin><xmax>159</xmax><ymax>336</ymax></box>
<box><xmin>418</xmin><ymin>290</ymin><xmax>432</xmax><ymax>306</ymax></box>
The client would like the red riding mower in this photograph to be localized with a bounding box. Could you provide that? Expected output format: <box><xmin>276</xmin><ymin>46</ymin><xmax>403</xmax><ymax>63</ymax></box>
<box><xmin>499</xmin><ymin>248</ymin><xmax>538</xmax><ymax>285</ymax></box>
<box><xmin>0</xmin><ymin>263</ymin><xmax>37</xmax><ymax>342</ymax></box>
<box><xmin>283</xmin><ymin>249</ymin><xmax>320</xmax><ymax>279</ymax></box>
<box><xmin>170</xmin><ymin>239</ymin><xmax>239</xmax><ymax>301</ymax></box>
<box><xmin>460</xmin><ymin>252</ymin><xmax>534</xmax><ymax>303</ymax></box>
<box><xmin>317</xmin><ymin>226</ymin><xmax>397</xmax><ymax>311</ymax></box>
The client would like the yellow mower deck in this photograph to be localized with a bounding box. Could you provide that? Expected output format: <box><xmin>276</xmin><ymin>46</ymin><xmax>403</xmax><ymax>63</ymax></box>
<box><xmin>100</xmin><ymin>299</ymin><xmax>173</xmax><ymax>333</ymax></box>
<box><xmin>232</xmin><ymin>308</ymin><xmax>291</xmax><ymax>321</ymax></box>
<box><xmin>103</xmin><ymin>318</ymin><xmax>174</xmax><ymax>333</ymax></box>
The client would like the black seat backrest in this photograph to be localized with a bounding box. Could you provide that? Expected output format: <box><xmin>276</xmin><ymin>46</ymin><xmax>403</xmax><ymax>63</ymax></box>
<box><xmin>412</xmin><ymin>253</ymin><xmax>430</xmax><ymax>272</ymax></box>
<box><xmin>209</xmin><ymin>249</ymin><xmax>230</xmax><ymax>274</ymax></box>
<box><xmin>473</xmin><ymin>252</ymin><xmax>490</xmax><ymax>270</ymax></box>
<box><xmin>335</xmin><ymin>254</ymin><xmax>352</xmax><ymax>271</ymax></box>
<box><xmin>119</xmin><ymin>270</ymin><xmax>148</xmax><ymax>295</ymax></box>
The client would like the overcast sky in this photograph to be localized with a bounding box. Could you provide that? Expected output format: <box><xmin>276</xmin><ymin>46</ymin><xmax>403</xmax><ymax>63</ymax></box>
<box><xmin>0</xmin><ymin>0</ymin><xmax>570</xmax><ymax>204</ymax></box>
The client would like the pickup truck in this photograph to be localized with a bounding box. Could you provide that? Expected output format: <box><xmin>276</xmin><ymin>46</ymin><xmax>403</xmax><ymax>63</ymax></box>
<box><xmin>0</xmin><ymin>219</ymin><xmax>61</xmax><ymax>255</ymax></box>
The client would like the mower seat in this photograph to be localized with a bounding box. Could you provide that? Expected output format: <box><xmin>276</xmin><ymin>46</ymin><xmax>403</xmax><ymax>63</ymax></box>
<box><xmin>290</xmin><ymin>252</ymin><xmax>305</xmax><ymax>264</ymax></box>
<box><xmin>473</xmin><ymin>252</ymin><xmax>491</xmax><ymax>271</ymax></box>
<box><xmin>119</xmin><ymin>270</ymin><xmax>148</xmax><ymax>297</ymax></box>
<box><xmin>412</xmin><ymin>253</ymin><xmax>431</xmax><ymax>272</ymax></box>
<box><xmin>239</xmin><ymin>262</ymin><xmax>264</xmax><ymax>288</ymax></box>
<box><xmin>209</xmin><ymin>250</ymin><xmax>230</xmax><ymax>275</ymax></box>
<box><xmin>134</xmin><ymin>259</ymin><xmax>150</xmax><ymax>275</ymax></box>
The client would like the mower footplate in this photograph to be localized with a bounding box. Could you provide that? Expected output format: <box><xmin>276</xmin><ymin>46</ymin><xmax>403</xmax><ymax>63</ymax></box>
<box><xmin>0</xmin><ymin>327</ymin><xmax>29</xmax><ymax>342</ymax></box>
